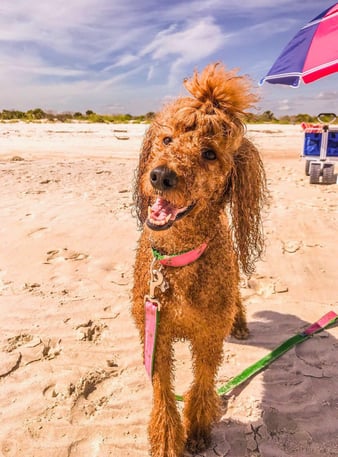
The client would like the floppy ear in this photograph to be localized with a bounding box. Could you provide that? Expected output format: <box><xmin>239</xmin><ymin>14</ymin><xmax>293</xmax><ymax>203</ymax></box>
<box><xmin>226</xmin><ymin>138</ymin><xmax>268</xmax><ymax>275</ymax></box>
<box><xmin>133</xmin><ymin>125</ymin><xmax>154</xmax><ymax>228</ymax></box>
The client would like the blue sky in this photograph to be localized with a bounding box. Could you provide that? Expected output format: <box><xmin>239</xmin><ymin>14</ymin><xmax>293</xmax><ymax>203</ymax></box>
<box><xmin>0</xmin><ymin>0</ymin><xmax>337</xmax><ymax>116</ymax></box>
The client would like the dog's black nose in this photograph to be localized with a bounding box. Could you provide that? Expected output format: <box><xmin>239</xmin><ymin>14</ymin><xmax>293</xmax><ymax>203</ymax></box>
<box><xmin>150</xmin><ymin>166</ymin><xmax>178</xmax><ymax>191</ymax></box>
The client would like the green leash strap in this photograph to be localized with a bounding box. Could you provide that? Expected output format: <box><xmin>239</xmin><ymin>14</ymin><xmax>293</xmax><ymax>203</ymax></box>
<box><xmin>175</xmin><ymin>310</ymin><xmax>338</xmax><ymax>402</ymax></box>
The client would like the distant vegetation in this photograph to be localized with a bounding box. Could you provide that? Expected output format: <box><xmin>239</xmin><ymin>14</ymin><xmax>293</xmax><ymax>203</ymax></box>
<box><xmin>244</xmin><ymin>110</ymin><xmax>337</xmax><ymax>125</ymax></box>
<box><xmin>0</xmin><ymin>108</ymin><xmax>155</xmax><ymax>123</ymax></box>
<box><xmin>0</xmin><ymin>108</ymin><xmax>336</xmax><ymax>124</ymax></box>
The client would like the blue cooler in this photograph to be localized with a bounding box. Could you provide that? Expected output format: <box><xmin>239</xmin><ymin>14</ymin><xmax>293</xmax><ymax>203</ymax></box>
<box><xmin>301</xmin><ymin>114</ymin><xmax>337</xmax><ymax>184</ymax></box>
<box><xmin>303</xmin><ymin>131</ymin><xmax>322</xmax><ymax>156</ymax></box>
<box><xmin>327</xmin><ymin>131</ymin><xmax>338</xmax><ymax>157</ymax></box>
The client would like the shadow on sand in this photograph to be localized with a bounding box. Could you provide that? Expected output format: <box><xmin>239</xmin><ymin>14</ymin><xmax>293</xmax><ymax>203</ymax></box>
<box><xmin>188</xmin><ymin>310</ymin><xmax>338</xmax><ymax>457</ymax></box>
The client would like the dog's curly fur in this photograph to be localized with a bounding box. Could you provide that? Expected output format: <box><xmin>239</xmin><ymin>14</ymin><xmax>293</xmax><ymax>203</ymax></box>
<box><xmin>132</xmin><ymin>63</ymin><xmax>267</xmax><ymax>457</ymax></box>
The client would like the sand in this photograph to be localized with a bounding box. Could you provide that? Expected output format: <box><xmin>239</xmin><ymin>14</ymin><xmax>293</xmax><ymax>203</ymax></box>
<box><xmin>0</xmin><ymin>122</ymin><xmax>337</xmax><ymax>457</ymax></box>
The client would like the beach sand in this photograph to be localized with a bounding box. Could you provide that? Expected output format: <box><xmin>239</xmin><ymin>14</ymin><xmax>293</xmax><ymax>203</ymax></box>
<box><xmin>0</xmin><ymin>122</ymin><xmax>337</xmax><ymax>457</ymax></box>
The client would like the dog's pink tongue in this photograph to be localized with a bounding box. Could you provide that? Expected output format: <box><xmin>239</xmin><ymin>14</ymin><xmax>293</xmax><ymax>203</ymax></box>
<box><xmin>150</xmin><ymin>197</ymin><xmax>178</xmax><ymax>222</ymax></box>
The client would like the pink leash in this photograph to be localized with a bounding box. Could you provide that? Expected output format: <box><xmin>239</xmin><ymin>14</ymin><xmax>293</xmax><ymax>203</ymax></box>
<box><xmin>144</xmin><ymin>299</ymin><xmax>160</xmax><ymax>378</ymax></box>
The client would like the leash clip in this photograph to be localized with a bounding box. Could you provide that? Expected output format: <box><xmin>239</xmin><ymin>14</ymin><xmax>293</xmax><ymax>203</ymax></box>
<box><xmin>149</xmin><ymin>258</ymin><xmax>168</xmax><ymax>299</ymax></box>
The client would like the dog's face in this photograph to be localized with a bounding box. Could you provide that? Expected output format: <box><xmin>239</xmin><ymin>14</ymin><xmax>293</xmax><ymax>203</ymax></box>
<box><xmin>134</xmin><ymin>63</ymin><xmax>266</xmax><ymax>273</ymax></box>
<box><xmin>139</xmin><ymin>103</ymin><xmax>244</xmax><ymax>232</ymax></box>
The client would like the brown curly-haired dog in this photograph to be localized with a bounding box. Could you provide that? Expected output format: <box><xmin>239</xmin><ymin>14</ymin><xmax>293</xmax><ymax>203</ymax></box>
<box><xmin>132</xmin><ymin>63</ymin><xmax>267</xmax><ymax>457</ymax></box>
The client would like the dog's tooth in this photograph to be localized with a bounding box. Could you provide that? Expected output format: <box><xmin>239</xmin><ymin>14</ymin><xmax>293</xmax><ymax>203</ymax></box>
<box><xmin>149</xmin><ymin>216</ymin><xmax>166</xmax><ymax>226</ymax></box>
<box><xmin>165</xmin><ymin>214</ymin><xmax>172</xmax><ymax>223</ymax></box>
<box><xmin>149</xmin><ymin>216</ymin><xmax>158</xmax><ymax>225</ymax></box>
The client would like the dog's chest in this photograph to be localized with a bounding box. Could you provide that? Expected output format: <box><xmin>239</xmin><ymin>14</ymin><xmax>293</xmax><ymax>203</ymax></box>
<box><xmin>146</xmin><ymin>261</ymin><xmax>228</xmax><ymax>312</ymax></box>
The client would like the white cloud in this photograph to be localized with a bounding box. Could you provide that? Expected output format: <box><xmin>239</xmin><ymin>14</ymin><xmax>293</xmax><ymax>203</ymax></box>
<box><xmin>0</xmin><ymin>47</ymin><xmax>86</xmax><ymax>88</ymax></box>
<box><xmin>139</xmin><ymin>17</ymin><xmax>228</xmax><ymax>85</ymax></box>
<box><xmin>315</xmin><ymin>91</ymin><xmax>338</xmax><ymax>100</ymax></box>
<box><xmin>0</xmin><ymin>0</ymin><xmax>150</xmax><ymax>65</ymax></box>
<box><xmin>147</xmin><ymin>65</ymin><xmax>156</xmax><ymax>81</ymax></box>
<box><xmin>140</xmin><ymin>18</ymin><xmax>225</xmax><ymax>61</ymax></box>
<box><xmin>104</xmin><ymin>54</ymin><xmax>139</xmax><ymax>71</ymax></box>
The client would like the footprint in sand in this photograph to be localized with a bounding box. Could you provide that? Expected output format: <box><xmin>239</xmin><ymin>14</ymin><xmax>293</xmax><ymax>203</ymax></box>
<box><xmin>69</xmin><ymin>368</ymin><xmax>119</xmax><ymax>424</ymax></box>
<box><xmin>75</xmin><ymin>320</ymin><xmax>107</xmax><ymax>342</ymax></box>
<box><xmin>41</xmin><ymin>367</ymin><xmax>119</xmax><ymax>421</ymax></box>
<box><xmin>3</xmin><ymin>334</ymin><xmax>61</xmax><ymax>365</ymax></box>
<box><xmin>67</xmin><ymin>436</ymin><xmax>103</xmax><ymax>457</ymax></box>
<box><xmin>45</xmin><ymin>248</ymin><xmax>89</xmax><ymax>263</ymax></box>
<box><xmin>3</xmin><ymin>333</ymin><xmax>35</xmax><ymax>352</ymax></box>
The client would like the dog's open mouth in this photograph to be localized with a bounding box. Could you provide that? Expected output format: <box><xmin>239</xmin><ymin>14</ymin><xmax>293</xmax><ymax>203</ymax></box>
<box><xmin>147</xmin><ymin>197</ymin><xmax>195</xmax><ymax>231</ymax></box>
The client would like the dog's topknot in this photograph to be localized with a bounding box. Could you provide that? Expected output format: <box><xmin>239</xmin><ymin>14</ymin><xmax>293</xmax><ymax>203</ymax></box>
<box><xmin>183</xmin><ymin>62</ymin><xmax>258</xmax><ymax>114</ymax></box>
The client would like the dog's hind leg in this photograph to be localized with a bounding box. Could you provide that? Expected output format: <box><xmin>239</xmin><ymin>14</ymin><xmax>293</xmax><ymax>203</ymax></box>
<box><xmin>231</xmin><ymin>294</ymin><xmax>249</xmax><ymax>340</ymax></box>
<box><xmin>183</xmin><ymin>336</ymin><xmax>224</xmax><ymax>453</ymax></box>
<box><xmin>149</xmin><ymin>338</ymin><xmax>185</xmax><ymax>457</ymax></box>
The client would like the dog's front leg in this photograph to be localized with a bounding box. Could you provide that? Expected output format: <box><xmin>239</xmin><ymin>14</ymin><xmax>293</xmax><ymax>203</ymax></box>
<box><xmin>149</xmin><ymin>339</ymin><xmax>185</xmax><ymax>457</ymax></box>
<box><xmin>183</xmin><ymin>336</ymin><xmax>224</xmax><ymax>453</ymax></box>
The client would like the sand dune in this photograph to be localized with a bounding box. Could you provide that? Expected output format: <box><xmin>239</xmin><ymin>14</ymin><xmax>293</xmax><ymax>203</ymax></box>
<box><xmin>0</xmin><ymin>122</ymin><xmax>337</xmax><ymax>456</ymax></box>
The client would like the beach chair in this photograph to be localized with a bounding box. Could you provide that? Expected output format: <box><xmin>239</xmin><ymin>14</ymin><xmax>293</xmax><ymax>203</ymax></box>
<box><xmin>302</xmin><ymin>113</ymin><xmax>338</xmax><ymax>184</ymax></box>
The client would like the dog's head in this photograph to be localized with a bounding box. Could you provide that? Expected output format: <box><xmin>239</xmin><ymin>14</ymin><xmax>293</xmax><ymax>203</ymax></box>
<box><xmin>134</xmin><ymin>63</ymin><xmax>267</xmax><ymax>274</ymax></box>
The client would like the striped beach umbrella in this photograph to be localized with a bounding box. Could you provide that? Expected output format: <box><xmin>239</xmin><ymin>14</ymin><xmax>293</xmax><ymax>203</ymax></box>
<box><xmin>260</xmin><ymin>3</ymin><xmax>338</xmax><ymax>87</ymax></box>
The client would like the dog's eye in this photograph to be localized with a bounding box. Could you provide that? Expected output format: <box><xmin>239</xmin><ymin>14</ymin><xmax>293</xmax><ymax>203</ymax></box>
<box><xmin>202</xmin><ymin>149</ymin><xmax>217</xmax><ymax>161</ymax></box>
<box><xmin>163</xmin><ymin>137</ymin><xmax>172</xmax><ymax>145</ymax></box>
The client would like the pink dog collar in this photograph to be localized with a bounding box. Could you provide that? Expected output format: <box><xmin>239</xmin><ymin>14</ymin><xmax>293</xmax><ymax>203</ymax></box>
<box><xmin>151</xmin><ymin>242</ymin><xmax>208</xmax><ymax>267</ymax></box>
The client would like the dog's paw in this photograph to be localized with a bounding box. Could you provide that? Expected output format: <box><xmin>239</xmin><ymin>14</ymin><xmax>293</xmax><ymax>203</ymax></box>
<box><xmin>186</xmin><ymin>433</ymin><xmax>211</xmax><ymax>454</ymax></box>
<box><xmin>231</xmin><ymin>326</ymin><xmax>249</xmax><ymax>340</ymax></box>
